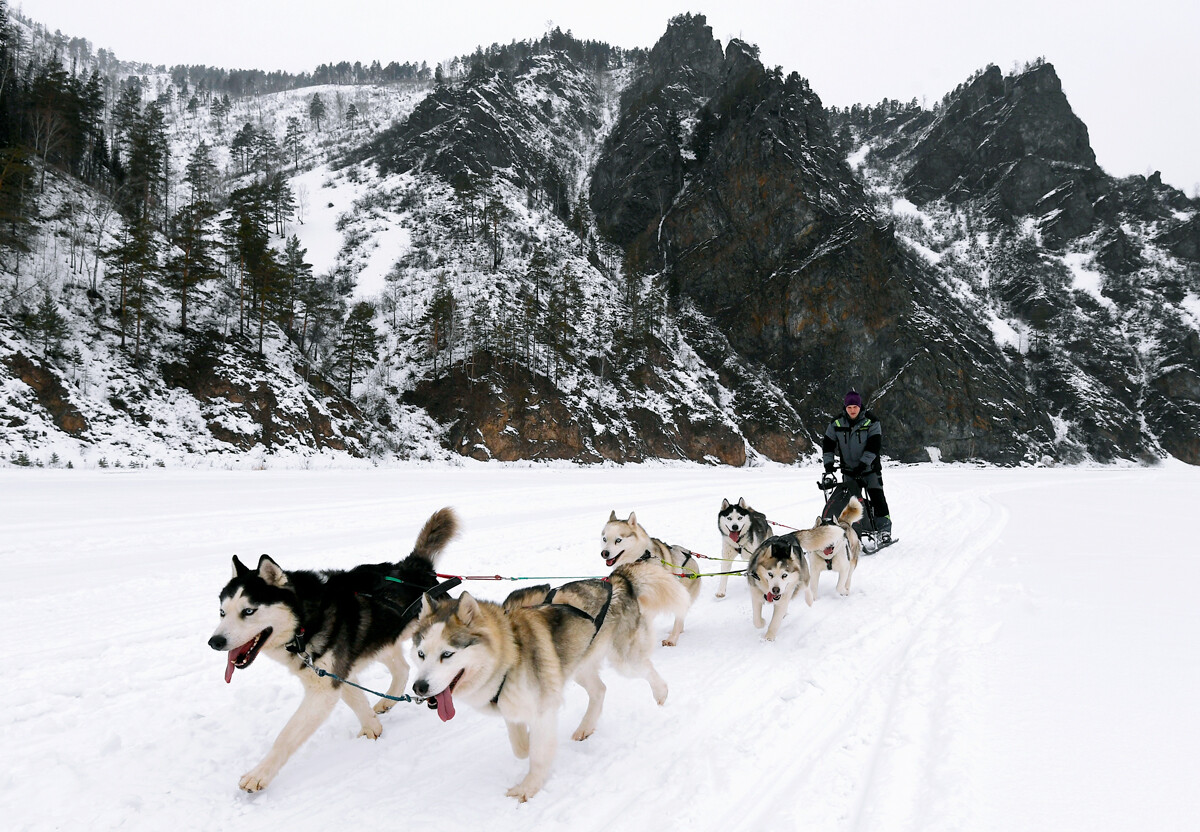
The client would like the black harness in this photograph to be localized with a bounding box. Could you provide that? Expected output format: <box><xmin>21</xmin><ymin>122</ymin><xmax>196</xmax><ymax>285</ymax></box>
<box><xmin>489</xmin><ymin>579</ymin><xmax>614</xmax><ymax>708</ymax></box>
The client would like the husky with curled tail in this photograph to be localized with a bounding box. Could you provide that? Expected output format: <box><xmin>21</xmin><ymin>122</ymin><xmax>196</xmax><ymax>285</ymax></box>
<box><xmin>207</xmin><ymin>508</ymin><xmax>458</xmax><ymax>792</ymax></box>
<box><xmin>798</xmin><ymin>497</ymin><xmax>863</xmax><ymax>599</ymax></box>
<box><xmin>600</xmin><ymin>511</ymin><xmax>700</xmax><ymax>646</ymax></box>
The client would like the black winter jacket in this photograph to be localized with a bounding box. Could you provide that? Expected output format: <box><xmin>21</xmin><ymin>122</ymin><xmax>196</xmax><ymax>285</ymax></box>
<box><xmin>821</xmin><ymin>410</ymin><xmax>883</xmax><ymax>474</ymax></box>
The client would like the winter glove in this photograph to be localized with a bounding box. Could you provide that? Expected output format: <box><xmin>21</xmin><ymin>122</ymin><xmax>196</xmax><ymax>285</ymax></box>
<box><xmin>848</xmin><ymin>464</ymin><xmax>868</xmax><ymax>478</ymax></box>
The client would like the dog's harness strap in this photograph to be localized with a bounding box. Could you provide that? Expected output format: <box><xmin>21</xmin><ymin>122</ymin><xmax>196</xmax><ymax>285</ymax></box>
<box><xmin>490</xmin><ymin>672</ymin><xmax>508</xmax><ymax>705</ymax></box>
<box><xmin>541</xmin><ymin>580</ymin><xmax>614</xmax><ymax>642</ymax></box>
<box><xmin>397</xmin><ymin>576</ymin><xmax>462</xmax><ymax>621</ymax></box>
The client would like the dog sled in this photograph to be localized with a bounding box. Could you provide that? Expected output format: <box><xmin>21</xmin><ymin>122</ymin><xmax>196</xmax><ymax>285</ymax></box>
<box><xmin>816</xmin><ymin>471</ymin><xmax>897</xmax><ymax>554</ymax></box>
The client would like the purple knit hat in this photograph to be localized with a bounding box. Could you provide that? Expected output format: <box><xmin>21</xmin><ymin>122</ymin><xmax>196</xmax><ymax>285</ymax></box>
<box><xmin>844</xmin><ymin>390</ymin><xmax>863</xmax><ymax>408</ymax></box>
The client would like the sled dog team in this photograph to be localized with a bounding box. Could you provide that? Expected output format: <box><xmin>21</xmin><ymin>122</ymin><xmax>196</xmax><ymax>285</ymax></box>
<box><xmin>209</xmin><ymin>497</ymin><xmax>865</xmax><ymax>800</ymax></box>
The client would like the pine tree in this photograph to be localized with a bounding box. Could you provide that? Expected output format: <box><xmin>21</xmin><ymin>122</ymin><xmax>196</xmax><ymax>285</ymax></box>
<box><xmin>279</xmin><ymin>234</ymin><xmax>312</xmax><ymax>336</ymax></box>
<box><xmin>28</xmin><ymin>291</ymin><xmax>69</xmax><ymax>360</ymax></box>
<box><xmin>331</xmin><ymin>301</ymin><xmax>381</xmax><ymax>395</ymax></box>
<box><xmin>283</xmin><ymin>116</ymin><xmax>303</xmax><ymax>169</ymax></box>
<box><xmin>165</xmin><ymin>199</ymin><xmax>220</xmax><ymax>332</ymax></box>
<box><xmin>308</xmin><ymin>93</ymin><xmax>326</xmax><ymax>133</ymax></box>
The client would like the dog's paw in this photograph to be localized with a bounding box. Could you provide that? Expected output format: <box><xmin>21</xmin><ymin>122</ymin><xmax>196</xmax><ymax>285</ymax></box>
<box><xmin>762</xmin><ymin>633</ymin><xmax>777</xmax><ymax>643</ymax></box>
<box><xmin>239</xmin><ymin>767</ymin><xmax>274</xmax><ymax>792</ymax></box>
<box><xmin>752</xmin><ymin>616</ymin><xmax>765</xmax><ymax>628</ymax></box>
<box><xmin>572</xmin><ymin>726</ymin><xmax>595</xmax><ymax>742</ymax></box>
<box><xmin>358</xmin><ymin>717</ymin><xmax>383</xmax><ymax>739</ymax></box>
<box><xmin>506</xmin><ymin>778</ymin><xmax>544</xmax><ymax>802</ymax></box>
<box><xmin>714</xmin><ymin>591</ymin><xmax>725</xmax><ymax>599</ymax></box>
<box><xmin>661</xmin><ymin>637</ymin><xmax>678</xmax><ymax>647</ymax></box>
<box><xmin>373</xmin><ymin>699</ymin><xmax>395</xmax><ymax>714</ymax></box>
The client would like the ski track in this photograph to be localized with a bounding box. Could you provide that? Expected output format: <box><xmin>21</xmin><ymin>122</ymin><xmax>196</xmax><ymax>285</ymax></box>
<box><xmin>1</xmin><ymin>465</ymin><xmax>1193</xmax><ymax>831</ymax></box>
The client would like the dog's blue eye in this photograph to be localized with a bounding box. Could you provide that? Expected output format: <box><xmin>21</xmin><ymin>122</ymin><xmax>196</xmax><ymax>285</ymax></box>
<box><xmin>242</xmin><ymin>608</ymin><xmax>256</xmax><ymax>617</ymax></box>
<box><xmin>440</xmin><ymin>651</ymin><xmax>454</xmax><ymax>661</ymax></box>
<box><xmin>781</xmin><ymin>573</ymin><xmax>788</xmax><ymax>578</ymax></box>
<box><xmin>615</xmin><ymin>537</ymin><xmax>622</xmax><ymax>544</ymax></box>
<box><xmin>417</xmin><ymin>651</ymin><xmax>425</xmax><ymax>660</ymax></box>
<box><xmin>219</xmin><ymin>609</ymin><xmax>226</xmax><ymax>617</ymax></box>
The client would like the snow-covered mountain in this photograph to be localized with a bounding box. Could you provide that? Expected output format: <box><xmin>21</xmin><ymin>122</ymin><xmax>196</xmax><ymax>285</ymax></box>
<box><xmin>1</xmin><ymin>10</ymin><xmax>1197</xmax><ymax>469</ymax></box>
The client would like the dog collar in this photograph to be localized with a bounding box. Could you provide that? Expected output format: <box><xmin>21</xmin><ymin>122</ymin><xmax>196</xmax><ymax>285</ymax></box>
<box><xmin>285</xmin><ymin>628</ymin><xmax>307</xmax><ymax>655</ymax></box>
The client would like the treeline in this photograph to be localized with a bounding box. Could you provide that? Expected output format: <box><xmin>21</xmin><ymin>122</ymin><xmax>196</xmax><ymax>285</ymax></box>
<box><xmin>442</xmin><ymin>26</ymin><xmax>645</xmax><ymax>83</ymax></box>
<box><xmin>168</xmin><ymin>59</ymin><xmax>431</xmax><ymax>102</ymax></box>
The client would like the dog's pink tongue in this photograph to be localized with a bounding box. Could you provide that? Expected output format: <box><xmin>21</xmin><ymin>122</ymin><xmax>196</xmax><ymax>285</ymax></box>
<box><xmin>435</xmin><ymin>689</ymin><xmax>456</xmax><ymax>722</ymax></box>
<box><xmin>730</xmin><ymin>530</ymin><xmax>740</xmax><ymax>543</ymax></box>
<box><xmin>224</xmin><ymin>653</ymin><xmax>237</xmax><ymax>684</ymax></box>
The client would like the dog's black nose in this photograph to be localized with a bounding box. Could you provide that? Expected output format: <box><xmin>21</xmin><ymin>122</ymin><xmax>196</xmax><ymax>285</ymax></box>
<box><xmin>413</xmin><ymin>679</ymin><xmax>429</xmax><ymax>696</ymax></box>
<box><xmin>208</xmin><ymin>635</ymin><xmax>227</xmax><ymax>651</ymax></box>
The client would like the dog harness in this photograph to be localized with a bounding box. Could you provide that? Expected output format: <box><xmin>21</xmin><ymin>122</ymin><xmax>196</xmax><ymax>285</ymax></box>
<box><xmin>543</xmin><ymin>579</ymin><xmax>614</xmax><ymax>642</ymax></box>
<box><xmin>822</xmin><ymin>543</ymin><xmax>837</xmax><ymax>571</ymax></box>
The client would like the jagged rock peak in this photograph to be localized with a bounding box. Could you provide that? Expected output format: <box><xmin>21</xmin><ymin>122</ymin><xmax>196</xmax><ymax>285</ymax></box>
<box><xmin>646</xmin><ymin>12</ymin><xmax>726</xmax><ymax>87</ymax></box>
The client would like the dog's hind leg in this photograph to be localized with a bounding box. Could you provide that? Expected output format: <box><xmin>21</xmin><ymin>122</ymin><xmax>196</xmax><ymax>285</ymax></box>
<box><xmin>372</xmin><ymin>642</ymin><xmax>410</xmax><ymax>714</ymax></box>
<box><xmin>340</xmin><ymin>682</ymin><xmax>384</xmax><ymax>739</ymax></box>
<box><xmin>571</xmin><ymin>661</ymin><xmax>607</xmax><ymax>741</ymax></box>
<box><xmin>837</xmin><ymin>565</ymin><xmax>852</xmax><ymax>595</ymax></box>
<box><xmin>240</xmin><ymin>684</ymin><xmax>339</xmax><ymax>792</ymax></box>
<box><xmin>506</xmin><ymin>721</ymin><xmax>530</xmax><ymax>759</ymax></box>
<box><xmin>507</xmin><ymin>713</ymin><xmax>558</xmax><ymax>802</ymax></box>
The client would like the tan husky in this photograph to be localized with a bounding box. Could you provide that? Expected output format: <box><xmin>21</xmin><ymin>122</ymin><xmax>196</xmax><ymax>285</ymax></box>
<box><xmin>409</xmin><ymin>574</ymin><xmax>669</xmax><ymax>802</ymax></box>
<box><xmin>798</xmin><ymin>498</ymin><xmax>863</xmax><ymax>599</ymax></box>
<box><xmin>600</xmin><ymin>511</ymin><xmax>701</xmax><ymax>646</ymax></box>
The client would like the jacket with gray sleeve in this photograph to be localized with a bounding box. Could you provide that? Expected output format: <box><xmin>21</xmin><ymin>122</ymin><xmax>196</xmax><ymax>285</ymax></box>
<box><xmin>821</xmin><ymin>410</ymin><xmax>883</xmax><ymax>474</ymax></box>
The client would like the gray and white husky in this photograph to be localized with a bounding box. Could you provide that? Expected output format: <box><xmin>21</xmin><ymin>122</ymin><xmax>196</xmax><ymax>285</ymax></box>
<box><xmin>747</xmin><ymin>534</ymin><xmax>814</xmax><ymax>641</ymax></box>
<box><xmin>410</xmin><ymin>568</ymin><xmax>674</xmax><ymax>802</ymax></box>
<box><xmin>600</xmin><ymin>510</ymin><xmax>700</xmax><ymax>646</ymax></box>
<box><xmin>207</xmin><ymin>507</ymin><xmax>458</xmax><ymax>792</ymax></box>
<box><xmin>715</xmin><ymin>498</ymin><xmax>771</xmax><ymax>598</ymax></box>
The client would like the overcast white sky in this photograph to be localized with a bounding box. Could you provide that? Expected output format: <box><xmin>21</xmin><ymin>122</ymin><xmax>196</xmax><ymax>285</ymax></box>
<box><xmin>15</xmin><ymin>1</ymin><xmax>1200</xmax><ymax>193</ymax></box>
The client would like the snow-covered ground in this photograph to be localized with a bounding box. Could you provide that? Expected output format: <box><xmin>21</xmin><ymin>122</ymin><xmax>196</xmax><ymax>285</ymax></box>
<box><xmin>3</xmin><ymin>463</ymin><xmax>1197</xmax><ymax>830</ymax></box>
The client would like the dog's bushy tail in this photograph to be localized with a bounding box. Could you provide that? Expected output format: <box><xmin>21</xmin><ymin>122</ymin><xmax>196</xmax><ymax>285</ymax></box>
<box><xmin>409</xmin><ymin>507</ymin><xmax>459</xmax><ymax>564</ymax></box>
<box><xmin>838</xmin><ymin>498</ymin><xmax>863</xmax><ymax>528</ymax></box>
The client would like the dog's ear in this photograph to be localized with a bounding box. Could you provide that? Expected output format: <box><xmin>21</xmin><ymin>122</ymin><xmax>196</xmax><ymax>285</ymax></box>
<box><xmin>256</xmin><ymin>555</ymin><xmax>289</xmax><ymax>588</ymax></box>
<box><xmin>608</xmin><ymin>510</ymin><xmax>618</xmax><ymax>523</ymax></box>
<box><xmin>232</xmin><ymin>555</ymin><xmax>251</xmax><ymax>578</ymax></box>
<box><xmin>721</xmin><ymin>498</ymin><xmax>730</xmax><ymax>510</ymax></box>
<box><xmin>456</xmin><ymin>592</ymin><xmax>480</xmax><ymax>625</ymax></box>
<box><xmin>738</xmin><ymin>497</ymin><xmax>747</xmax><ymax>509</ymax></box>
<box><xmin>628</xmin><ymin>511</ymin><xmax>637</xmax><ymax>527</ymax></box>
<box><xmin>420</xmin><ymin>591</ymin><xmax>440</xmax><ymax>618</ymax></box>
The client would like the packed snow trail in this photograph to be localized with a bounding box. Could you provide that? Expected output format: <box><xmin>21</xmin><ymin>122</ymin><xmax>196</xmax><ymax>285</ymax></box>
<box><xmin>2</xmin><ymin>464</ymin><xmax>1197</xmax><ymax>831</ymax></box>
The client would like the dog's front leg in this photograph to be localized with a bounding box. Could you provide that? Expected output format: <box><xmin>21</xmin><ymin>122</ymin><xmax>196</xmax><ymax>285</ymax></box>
<box><xmin>764</xmin><ymin>595</ymin><xmax>791</xmax><ymax>642</ymax></box>
<box><xmin>751</xmin><ymin>594</ymin><xmax>765</xmax><ymax>629</ymax></box>
<box><xmin>506</xmin><ymin>721</ymin><xmax>530</xmax><ymax>759</ymax></box>
<box><xmin>240</xmin><ymin>684</ymin><xmax>339</xmax><ymax>792</ymax></box>
<box><xmin>373</xmin><ymin>641</ymin><xmax>410</xmax><ymax>714</ymax></box>
<box><xmin>507</xmin><ymin>713</ymin><xmax>558</xmax><ymax>802</ymax></box>
<box><xmin>340</xmin><ymin>682</ymin><xmax>384</xmax><ymax>739</ymax></box>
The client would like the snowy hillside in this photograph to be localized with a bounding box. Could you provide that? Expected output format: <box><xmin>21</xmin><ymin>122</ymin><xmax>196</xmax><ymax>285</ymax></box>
<box><xmin>4</xmin><ymin>463</ymin><xmax>1197</xmax><ymax>830</ymax></box>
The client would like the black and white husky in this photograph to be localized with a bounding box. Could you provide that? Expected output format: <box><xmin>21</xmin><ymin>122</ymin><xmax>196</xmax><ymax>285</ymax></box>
<box><xmin>715</xmin><ymin>498</ymin><xmax>771</xmax><ymax>598</ymax></box>
<box><xmin>207</xmin><ymin>507</ymin><xmax>458</xmax><ymax>792</ymax></box>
